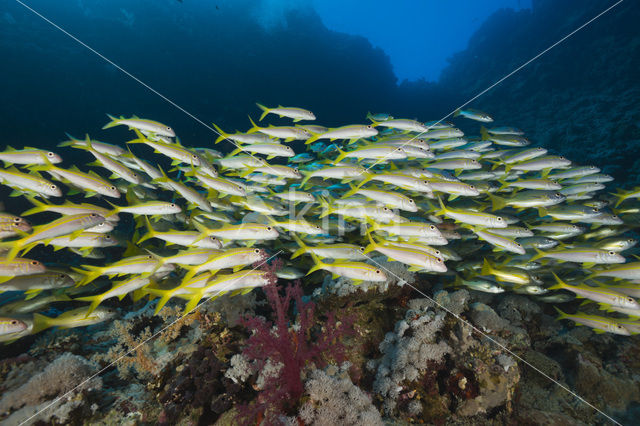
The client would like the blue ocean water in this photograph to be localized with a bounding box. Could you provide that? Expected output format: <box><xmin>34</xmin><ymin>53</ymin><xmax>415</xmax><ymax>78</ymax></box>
<box><xmin>1</xmin><ymin>0</ymin><xmax>639</xmax><ymax>425</ymax></box>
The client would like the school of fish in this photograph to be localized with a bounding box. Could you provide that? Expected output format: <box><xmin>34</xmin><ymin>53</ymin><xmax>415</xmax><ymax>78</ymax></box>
<box><xmin>1</xmin><ymin>103</ymin><xmax>640</xmax><ymax>343</ymax></box>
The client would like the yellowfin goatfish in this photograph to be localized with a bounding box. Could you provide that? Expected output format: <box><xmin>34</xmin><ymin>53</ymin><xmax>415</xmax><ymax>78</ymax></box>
<box><xmin>103</xmin><ymin>114</ymin><xmax>175</xmax><ymax>137</ymax></box>
<box><xmin>554</xmin><ymin>307</ymin><xmax>630</xmax><ymax>335</ymax></box>
<box><xmin>1</xmin><ymin>213</ymin><xmax>106</xmax><ymax>260</ymax></box>
<box><xmin>0</xmin><ymin>147</ymin><xmax>62</xmax><ymax>165</ymax></box>
<box><xmin>454</xmin><ymin>108</ymin><xmax>493</xmax><ymax>122</ymax></box>
<box><xmin>256</xmin><ymin>103</ymin><xmax>316</xmax><ymax>122</ymax></box>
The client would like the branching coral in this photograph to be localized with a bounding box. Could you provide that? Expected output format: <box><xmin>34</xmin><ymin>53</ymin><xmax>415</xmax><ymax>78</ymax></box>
<box><xmin>298</xmin><ymin>363</ymin><xmax>383</xmax><ymax>426</ymax></box>
<box><xmin>0</xmin><ymin>352</ymin><xmax>102</xmax><ymax>423</ymax></box>
<box><xmin>368</xmin><ymin>298</ymin><xmax>452</xmax><ymax>415</ymax></box>
<box><xmin>239</xmin><ymin>280</ymin><xmax>355</xmax><ymax>424</ymax></box>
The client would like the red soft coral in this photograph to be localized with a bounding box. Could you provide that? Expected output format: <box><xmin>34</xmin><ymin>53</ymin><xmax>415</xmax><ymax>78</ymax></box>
<box><xmin>238</xmin><ymin>278</ymin><xmax>354</xmax><ymax>425</ymax></box>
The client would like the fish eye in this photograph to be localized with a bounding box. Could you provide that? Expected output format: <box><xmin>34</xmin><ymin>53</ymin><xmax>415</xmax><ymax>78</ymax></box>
<box><xmin>366</xmin><ymin>125</ymin><xmax>372</xmax><ymax>129</ymax></box>
<box><xmin>497</xmin><ymin>217</ymin><xmax>504</xmax><ymax>221</ymax></box>
<box><xmin>13</xmin><ymin>217</ymin><xmax>20</xmax><ymax>222</ymax></box>
<box><xmin>170</xmin><ymin>203</ymin><xmax>176</xmax><ymax>207</ymax></box>
<box><xmin>267</xmin><ymin>226</ymin><xmax>273</xmax><ymax>231</ymax></box>
<box><xmin>10</xmin><ymin>320</ymin><xmax>17</xmax><ymax>325</ymax></box>
<box><xmin>359</xmin><ymin>246</ymin><xmax>365</xmax><ymax>251</ymax></box>
<box><xmin>192</xmin><ymin>154</ymin><xmax>198</xmax><ymax>159</ymax></box>
<box><xmin>294</xmin><ymin>168</ymin><xmax>299</xmax><ymax>173</ymax></box>
<box><xmin>31</xmin><ymin>260</ymin><xmax>39</xmax><ymax>265</ymax></box>
<box><xmin>409</xmin><ymin>199</ymin><xmax>414</xmax><ymax>203</ymax></box>
<box><xmin>375</xmin><ymin>269</ymin><xmax>381</xmax><ymax>274</ymax></box>
<box><xmin>470</xmin><ymin>185</ymin><xmax>476</xmax><ymax>190</ymax></box>
<box><xmin>429</xmin><ymin>225</ymin><xmax>436</xmax><ymax>230</ymax></box>
<box><xmin>555</xmin><ymin>193</ymin><xmax>562</xmax><ymax>197</ymax></box>
<box><xmin>47</xmin><ymin>152</ymin><xmax>54</xmax><ymax>157</ymax></box>
<box><xmin>437</xmin><ymin>258</ymin><xmax>443</xmax><ymax>263</ymax></box>
<box><xmin>51</xmin><ymin>184</ymin><xmax>57</xmax><ymax>190</ymax></box>
<box><xmin>608</xmin><ymin>251</ymin><xmax>615</xmax><ymax>255</ymax></box>
<box><xmin>559</xmin><ymin>156</ymin><xmax>566</xmax><ymax>160</ymax></box>
<box><xmin>59</xmin><ymin>273</ymin><xmax>65</xmax><ymax>278</ymax></box>
<box><xmin>166</xmin><ymin>127</ymin><xmax>172</xmax><ymax>131</ymax></box>
<box><xmin>90</xmin><ymin>213</ymin><xmax>98</xmax><ymax>217</ymax></box>
<box><xmin>254</xmin><ymin>249</ymin><xmax>260</xmax><ymax>254</ymax></box>
<box><xmin>533</xmin><ymin>275</ymin><xmax>540</xmax><ymax>280</ymax></box>
<box><xmin>516</xmin><ymin>243</ymin><xmax>522</xmax><ymax>247</ymax></box>
<box><xmin>110</xmin><ymin>186</ymin><xmax>117</xmax><ymax>190</ymax></box>
<box><xmin>628</xmin><ymin>239</ymin><xmax>635</xmax><ymax>243</ymax></box>
<box><xmin>147</xmin><ymin>255</ymin><xmax>153</xmax><ymax>259</ymax></box>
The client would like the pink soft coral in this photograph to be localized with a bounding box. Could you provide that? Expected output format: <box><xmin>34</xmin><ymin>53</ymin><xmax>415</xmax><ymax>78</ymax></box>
<box><xmin>239</xmin><ymin>278</ymin><xmax>354</xmax><ymax>425</ymax></box>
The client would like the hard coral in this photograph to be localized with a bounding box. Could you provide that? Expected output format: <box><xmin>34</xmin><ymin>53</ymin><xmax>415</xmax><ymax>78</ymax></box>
<box><xmin>239</xmin><ymin>280</ymin><xmax>355</xmax><ymax>424</ymax></box>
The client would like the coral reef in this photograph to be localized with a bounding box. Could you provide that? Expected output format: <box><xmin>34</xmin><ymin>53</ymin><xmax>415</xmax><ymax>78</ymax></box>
<box><xmin>298</xmin><ymin>363</ymin><xmax>383</xmax><ymax>426</ymax></box>
<box><xmin>238</xmin><ymin>281</ymin><xmax>355</xmax><ymax>423</ymax></box>
<box><xmin>0</xmin><ymin>352</ymin><xmax>102</xmax><ymax>425</ymax></box>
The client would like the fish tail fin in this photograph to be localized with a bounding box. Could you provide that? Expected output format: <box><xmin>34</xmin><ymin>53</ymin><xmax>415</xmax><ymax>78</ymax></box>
<box><xmin>479</xmin><ymin>126</ymin><xmax>489</xmax><ymax>140</ymax></box>
<box><xmin>363</xmin><ymin>229</ymin><xmax>377</xmax><ymax>254</ymax></box>
<box><xmin>496</xmin><ymin>178</ymin><xmax>509</xmax><ymax>191</ymax></box>
<box><xmin>247</xmin><ymin>116</ymin><xmax>260</xmax><ymax>133</ymax></box>
<box><xmin>102</xmin><ymin>114</ymin><xmax>120</xmax><ymax>130</ymax></box>
<box><xmin>318</xmin><ymin>196</ymin><xmax>334</xmax><ymax>218</ymax></box>
<box><xmin>548</xmin><ymin>273</ymin><xmax>567</xmax><ymax>291</ymax></box>
<box><xmin>32</xmin><ymin>313</ymin><xmax>53</xmax><ymax>334</ymax></box>
<box><xmin>452</xmin><ymin>274</ymin><xmax>464</xmax><ymax>288</ymax></box>
<box><xmin>183</xmin><ymin>290</ymin><xmax>205</xmax><ymax>316</ymax></box>
<box><xmin>304</xmin><ymin>134</ymin><xmax>320</xmax><ymax>145</ymax></box>
<box><xmin>74</xmin><ymin>265</ymin><xmax>102</xmax><ymax>286</ymax></box>
<box><xmin>151</xmin><ymin>289</ymin><xmax>176</xmax><ymax>315</ymax></box>
<box><xmin>611</xmin><ymin>189</ymin><xmax>630</xmax><ymax>208</ymax></box>
<box><xmin>435</xmin><ymin>196</ymin><xmax>447</xmax><ymax>216</ymax></box>
<box><xmin>256</xmin><ymin>103</ymin><xmax>270</xmax><ymax>121</ymax></box>
<box><xmin>333</xmin><ymin>148</ymin><xmax>349</xmax><ymax>165</ymax></box>
<box><xmin>4</xmin><ymin>239</ymin><xmax>25</xmax><ymax>262</ymax></box>
<box><xmin>481</xmin><ymin>258</ymin><xmax>494</xmax><ymax>276</ymax></box>
<box><xmin>306</xmin><ymin>252</ymin><xmax>326</xmax><ymax>276</ymax></box>
<box><xmin>299</xmin><ymin>171</ymin><xmax>313</xmax><ymax>189</ymax></box>
<box><xmin>290</xmin><ymin>234</ymin><xmax>308</xmax><ymax>259</ymax></box>
<box><xmin>553</xmin><ymin>306</ymin><xmax>569</xmax><ymax>321</ymax></box>
<box><xmin>74</xmin><ymin>295</ymin><xmax>103</xmax><ymax>317</ymax></box>
<box><xmin>137</xmin><ymin>216</ymin><xmax>157</xmax><ymax>244</ymax></box>
<box><xmin>211</xmin><ymin>122</ymin><xmax>229</xmax><ymax>144</ymax></box>
<box><xmin>21</xmin><ymin>196</ymin><xmax>47</xmax><ymax>216</ymax></box>
<box><xmin>487</xmin><ymin>193</ymin><xmax>506</xmax><ymax>211</ymax></box>
<box><xmin>342</xmin><ymin>183</ymin><xmax>358</xmax><ymax>198</ymax></box>
<box><xmin>530</xmin><ymin>247</ymin><xmax>547</xmax><ymax>262</ymax></box>
<box><xmin>538</xmin><ymin>207</ymin><xmax>549</xmax><ymax>218</ymax></box>
<box><xmin>454</xmin><ymin>109</ymin><xmax>462</xmax><ymax>118</ymax></box>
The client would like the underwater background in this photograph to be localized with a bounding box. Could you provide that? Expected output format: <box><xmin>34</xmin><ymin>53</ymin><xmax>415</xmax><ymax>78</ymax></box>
<box><xmin>1</xmin><ymin>0</ymin><xmax>640</xmax><ymax>425</ymax></box>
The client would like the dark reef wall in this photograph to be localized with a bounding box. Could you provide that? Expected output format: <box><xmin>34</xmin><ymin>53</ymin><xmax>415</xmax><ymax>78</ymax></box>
<box><xmin>1</xmin><ymin>0</ymin><xmax>638</xmax><ymax>184</ymax></box>
<box><xmin>438</xmin><ymin>0</ymin><xmax>640</xmax><ymax>186</ymax></box>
